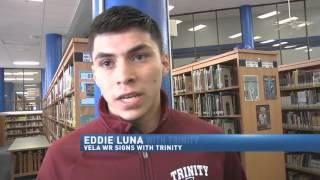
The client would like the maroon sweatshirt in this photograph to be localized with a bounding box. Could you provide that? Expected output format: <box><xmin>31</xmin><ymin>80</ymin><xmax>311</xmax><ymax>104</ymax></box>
<box><xmin>37</xmin><ymin>92</ymin><xmax>246</xmax><ymax>180</ymax></box>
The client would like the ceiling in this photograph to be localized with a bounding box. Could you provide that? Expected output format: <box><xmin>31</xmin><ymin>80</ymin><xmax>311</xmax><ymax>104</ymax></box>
<box><xmin>0</xmin><ymin>0</ymin><xmax>287</xmax><ymax>69</ymax></box>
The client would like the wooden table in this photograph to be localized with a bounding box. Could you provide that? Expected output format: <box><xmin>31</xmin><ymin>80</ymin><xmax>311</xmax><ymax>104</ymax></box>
<box><xmin>8</xmin><ymin>135</ymin><xmax>49</xmax><ymax>180</ymax></box>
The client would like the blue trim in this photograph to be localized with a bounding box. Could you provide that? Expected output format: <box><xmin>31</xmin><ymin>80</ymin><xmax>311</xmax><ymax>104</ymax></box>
<box><xmin>0</xmin><ymin>68</ymin><xmax>4</xmax><ymax>112</ymax></box>
<box><xmin>240</xmin><ymin>5</ymin><xmax>254</xmax><ymax>49</ymax></box>
<box><xmin>80</xmin><ymin>134</ymin><xmax>320</xmax><ymax>152</ymax></box>
<box><xmin>45</xmin><ymin>34</ymin><xmax>62</xmax><ymax>94</ymax></box>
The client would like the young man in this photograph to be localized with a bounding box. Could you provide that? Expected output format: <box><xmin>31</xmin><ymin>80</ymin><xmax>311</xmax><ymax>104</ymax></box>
<box><xmin>37</xmin><ymin>6</ymin><xmax>246</xmax><ymax>180</ymax></box>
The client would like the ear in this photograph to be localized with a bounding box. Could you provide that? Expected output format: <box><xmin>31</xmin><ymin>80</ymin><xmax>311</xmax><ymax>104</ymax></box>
<box><xmin>161</xmin><ymin>54</ymin><xmax>170</xmax><ymax>75</ymax></box>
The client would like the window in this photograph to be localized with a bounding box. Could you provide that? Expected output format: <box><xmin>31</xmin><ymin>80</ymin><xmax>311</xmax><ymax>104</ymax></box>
<box><xmin>4</xmin><ymin>69</ymin><xmax>42</xmax><ymax>111</ymax></box>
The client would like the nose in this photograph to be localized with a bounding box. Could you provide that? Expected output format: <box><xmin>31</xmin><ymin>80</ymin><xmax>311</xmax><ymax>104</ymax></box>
<box><xmin>115</xmin><ymin>60</ymin><xmax>136</xmax><ymax>85</ymax></box>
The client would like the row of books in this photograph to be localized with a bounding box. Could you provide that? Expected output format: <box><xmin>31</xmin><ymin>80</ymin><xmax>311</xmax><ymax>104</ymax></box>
<box><xmin>280</xmin><ymin>69</ymin><xmax>320</xmax><ymax>86</ymax></box>
<box><xmin>194</xmin><ymin>92</ymin><xmax>238</xmax><ymax>117</ymax></box>
<box><xmin>46</xmin><ymin>119</ymin><xmax>67</xmax><ymax>142</ymax></box>
<box><xmin>47</xmin><ymin>64</ymin><xmax>74</xmax><ymax>105</ymax></box>
<box><xmin>192</xmin><ymin>64</ymin><xmax>233</xmax><ymax>92</ymax></box>
<box><xmin>6</xmin><ymin>121</ymin><xmax>42</xmax><ymax>128</ymax></box>
<box><xmin>56</xmin><ymin>96</ymin><xmax>76</xmax><ymax>127</ymax></box>
<box><xmin>287</xmin><ymin>171</ymin><xmax>313</xmax><ymax>180</ymax></box>
<box><xmin>13</xmin><ymin>149</ymin><xmax>46</xmax><ymax>174</ymax></box>
<box><xmin>173</xmin><ymin>74</ymin><xmax>192</xmax><ymax>94</ymax></box>
<box><xmin>286</xmin><ymin>153</ymin><xmax>320</xmax><ymax>170</ymax></box>
<box><xmin>6</xmin><ymin>115</ymin><xmax>41</xmax><ymax>122</ymax></box>
<box><xmin>283</xmin><ymin>111</ymin><xmax>320</xmax><ymax>129</ymax></box>
<box><xmin>281</xmin><ymin>90</ymin><xmax>320</xmax><ymax>107</ymax></box>
<box><xmin>207</xmin><ymin>119</ymin><xmax>237</xmax><ymax>134</ymax></box>
<box><xmin>174</xmin><ymin>96</ymin><xmax>193</xmax><ymax>113</ymax></box>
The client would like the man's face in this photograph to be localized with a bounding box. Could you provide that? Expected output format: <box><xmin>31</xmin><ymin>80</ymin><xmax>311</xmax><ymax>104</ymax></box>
<box><xmin>91</xmin><ymin>28</ymin><xmax>169</xmax><ymax>121</ymax></box>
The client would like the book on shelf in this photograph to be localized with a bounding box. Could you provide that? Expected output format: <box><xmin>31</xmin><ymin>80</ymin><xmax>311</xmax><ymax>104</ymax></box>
<box><xmin>208</xmin><ymin>119</ymin><xmax>237</xmax><ymax>134</ymax></box>
<box><xmin>286</xmin><ymin>153</ymin><xmax>320</xmax><ymax>170</ymax></box>
<box><xmin>174</xmin><ymin>96</ymin><xmax>193</xmax><ymax>113</ymax></box>
<box><xmin>194</xmin><ymin>92</ymin><xmax>238</xmax><ymax>117</ymax></box>
<box><xmin>192</xmin><ymin>64</ymin><xmax>233</xmax><ymax>93</ymax></box>
<box><xmin>287</xmin><ymin>171</ymin><xmax>313</xmax><ymax>180</ymax></box>
<box><xmin>283</xmin><ymin>111</ymin><xmax>320</xmax><ymax>130</ymax></box>
<box><xmin>280</xmin><ymin>68</ymin><xmax>320</xmax><ymax>87</ymax></box>
<box><xmin>173</xmin><ymin>73</ymin><xmax>192</xmax><ymax>94</ymax></box>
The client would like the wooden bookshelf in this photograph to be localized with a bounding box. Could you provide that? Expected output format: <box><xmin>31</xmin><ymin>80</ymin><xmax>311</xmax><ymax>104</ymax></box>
<box><xmin>172</xmin><ymin>49</ymin><xmax>285</xmax><ymax>180</ymax></box>
<box><xmin>286</xmin><ymin>165</ymin><xmax>320</xmax><ymax>177</ymax></box>
<box><xmin>279</xmin><ymin>59</ymin><xmax>320</xmax><ymax>179</ymax></box>
<box><xmin>8</xmin><ymin>136</ymin><xmax>49</xmax><ymax>180</ymax></box>
<box><xmin>42</xmin><ymin>38</ymin><xmax>95</xmax><ymax>143</ymax></box>
<box><xmin>0</xmin><ymin>111</ymin><xmax>43</xmax><ymax>142</ymax></box>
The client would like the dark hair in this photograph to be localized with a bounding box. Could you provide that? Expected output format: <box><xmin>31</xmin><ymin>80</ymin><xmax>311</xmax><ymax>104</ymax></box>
<box><xmin>88</xmin><ymin>6</ymin><xmax>163</xmax><ymax>54</ymax></box>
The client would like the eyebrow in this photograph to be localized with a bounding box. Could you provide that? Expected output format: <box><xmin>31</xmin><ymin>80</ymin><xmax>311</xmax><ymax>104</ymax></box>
<box><xmin>127</xmin><ymin>44</ymin><xmax>152</xmax><ymax>54</ymax></box>
<box><xmin>94</xmin><ymin>44</ymin><xmax>152</xmax><ymax>61</ymax></box>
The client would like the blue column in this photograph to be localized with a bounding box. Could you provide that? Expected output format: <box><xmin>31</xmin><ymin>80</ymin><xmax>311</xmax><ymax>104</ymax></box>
<box><xmin>41</xmin><ymin>68</ymin><xmax>46</xmax><ymax>98</ymax></box>
<box><xmin>5</xmin><ymin>82</ymin><xmax>14</xmax><ymax>111</ymax></box>
<box><xmin>92</xmin><ymin>0</ymin><xmax>104</xmax><ymax>117</ymax></box>
<box><xmin>45</xmin><ymin>34</ymin><xmax>62</xmax><ymax>93</ymax></box>
<box><xmin>92</xmin><ymin>0</ymin><xmax>172</xmax><ymax>117</ymax></box>
<box><xmin>0</xmin><ymin>68</ymin><xmax>4</xmax><ymax>112</ymax></box>
<box><xmin>240</xmin><ymin>5</ymin><xmax>254</xmax><ymax>49</ymax></box>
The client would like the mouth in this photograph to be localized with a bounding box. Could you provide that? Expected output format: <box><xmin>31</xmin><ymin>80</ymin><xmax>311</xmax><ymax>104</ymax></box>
<box><xmin>116</xmin><ymin>92</ymin><xmax>144</xmax><ymax>107</ymax></box>
<box><xmin>117</xmin><ymin>92</ymin><xmax>143</xmax><ymax>100</ymax></box>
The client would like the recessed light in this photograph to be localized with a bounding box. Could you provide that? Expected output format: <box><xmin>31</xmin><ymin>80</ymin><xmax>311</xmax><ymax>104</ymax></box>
<box><xmin>176</xmin><ymin>20</ymin><xmax>183</xmax><ymax>25</ymax></box>
<box><xmin>4</xmin><ymin>78</ymin><xmax>34</xmax><ymax>81</ymax></box>
<box><xmin>284</xmin><ymin>45</ymin><xmax>297</xmax><ymax>49</ymax></box>
<box><xmin>260</xmin><ymin>39</ymin><xmax>275</xmax><ymax>44</ymax></box>
<box><xmin>295</xmin><ymin>46</ymin><xmax>308</xmax><ymax>50</ymax></box>
<box><xmin>278</xmin><ymin>17</ymin><xmax>298</xmax><ymax>25</ymax></box>
<box><xmin>168</xmin><ymin>5</ymin><xmax>174</xmax><ymax>11</ymax></box>
<box><xmin>188</xmin><ymin>24</ymin><xmax>207</xmax><ymax>32</ymax></box>
<box><xmin>254</xmin><ymin>36</ymin><xmax>262</xmax><ymax>40</ymax></box>
<box><xmin>27</xmin><ymin>0</ymin><xmax>43</xmax><ymax>2</ymax></box>
<box><xmin>229</xmin><ymin>33</ymin><xmax>242</xmax><ymax>39</ymax></box>
<box><xmin>13</xmin><ymin>61</ymin><xmax>40</xmax><ymax>66</ymax></box>
<box><xmin>24</xmin><ymin>84</ymin><xmax>37</xmax><ymax>87</ymax></box>
<box><xmin>272</xmin><ymin>42</ymin><xmax>288</xmax><ymax>47</ymax></box>
<box><xmin>257</xmin><ymin>11</ymin><xmax>280</xmax><ymax>19</ymax></box>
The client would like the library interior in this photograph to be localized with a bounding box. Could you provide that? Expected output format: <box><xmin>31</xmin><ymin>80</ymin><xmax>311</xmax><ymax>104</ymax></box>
<box><xmin>0</xmin><ymin>0</ymin><xmax>319</xmax><ymax>179</ymax></box>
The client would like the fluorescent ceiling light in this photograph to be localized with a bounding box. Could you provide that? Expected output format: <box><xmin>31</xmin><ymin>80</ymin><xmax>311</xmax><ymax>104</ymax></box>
<box><xmin>254</xmin><ymin>36</ymin><xmax>262</xmax><ymax>40</ymax></box>
<box><xmin>278</xmin><ymin>16</ymin><xmax>298</xmax><ymax>25</ymax></box>
<box><xmin>4</xmin><ymin>78</ymin><xmax>34</xmax><ymax>81</ymax></box>
<box><xmin>295</xmin><ymin>46</ymin><xmax>307</xmax><ymax>50</ymax></box>
<box><xmin>24</xmin><ymin>84</ymin><xmax>37</xmax><ymax>87</ymax></box>
<box><xmin>176</xmin><ymin>20</ymin><xmax>183</xmax><ymax>25</ymax></box>
<box><xmin>13</xmin><ymin>61</ymin><xmax>40</xmax><ymax>66</ymax></box>
<box><xmin>188</xmin><ymin>24</ymin><xmax>207</xmax><ymax>31</ymax></box>
<box><xmin>305</xmin><ymin>49</ymin><xmax>312</xmax><ymax>52</ymax></box>
<box><xmin>284</xmin><ymin>45</ymin><xmax>297</xmax><ymax>49</ymax></box>
<box><xmin>297</xmin><ymin>22</ymin><xmax>313</xmax><ymax>27</ymax></box>
<box><xmin>260</xmin><ymin>39</ymin><xmax>275</xmax><ymax>44</ymax></box>
<box><xmin>27</xmin><ymin>0</ymin><xmax>43</xmax><ymax>2</ymax></box>
<box><xmin>168</xmin><ymin>5</ymin><xmax>174</xmax><ymax>11</ymax></box>
<box><xmin>4</xmin><ymin>72</ymin><xmax>38</xmax><ymax>76</ymax></box>
<box><xmin>257</xmin><ymin>11</ymin><xmax>280</xmax><ymax>19</ymax></box>
<box><xmin>16</xmin><ymin>92</ymin><xmax>28</xmax><ymax>95</ymax></box>
<box><xmin>272</xmin><ymin>42</ymin><xmax>288</xmax><ymax>47</ymax></box>
<box><xmin>229</xmin><ymin>33</ymin><xmax>242</xmax><ymax>39</ymax></box>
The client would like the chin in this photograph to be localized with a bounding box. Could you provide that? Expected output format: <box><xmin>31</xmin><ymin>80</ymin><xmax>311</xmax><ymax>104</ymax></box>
<box><xmin>118</xmin><ymin>111</ymin><xmax>144</xmax><ymax>122</ymax></box>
